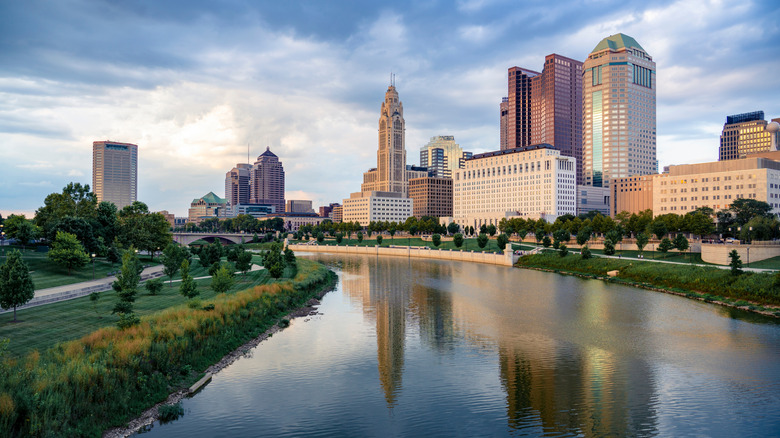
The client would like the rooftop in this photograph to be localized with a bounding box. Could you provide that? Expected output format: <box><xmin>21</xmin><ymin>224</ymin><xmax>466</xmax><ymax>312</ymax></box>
<box><xmin>591</xmin><ymin>33</ymin><xmax>645</xmax><ymax>54</ymax></box>
<box><xmin>192</xmin><ymin>192</ymin><xmax>227</xmax><ymax>205</ymax></box>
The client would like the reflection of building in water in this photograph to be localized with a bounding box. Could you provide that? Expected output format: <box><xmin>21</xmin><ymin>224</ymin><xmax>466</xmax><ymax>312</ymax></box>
<box><xmin>409</xmin><ymin>262</ymin><xmax>456</xmax><ymax>353</ymax></box>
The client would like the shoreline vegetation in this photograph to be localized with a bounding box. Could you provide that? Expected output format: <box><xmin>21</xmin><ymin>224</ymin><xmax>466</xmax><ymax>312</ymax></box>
<box><xmin>516</xmin><ymin>253</ymin><xmax>780</xmax><ymax>318</ymax></box>
<box><xmin>0</xmin><ymin>258</ymin><xmax>336</xmax><ymax>437</ymax></box>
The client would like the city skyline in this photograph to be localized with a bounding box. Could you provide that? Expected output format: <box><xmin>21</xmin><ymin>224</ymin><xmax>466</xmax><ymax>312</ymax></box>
<box><xmin>1</xmin><ymin>1</ymin><xmax>779</xmax><ymax>217</ymax></box>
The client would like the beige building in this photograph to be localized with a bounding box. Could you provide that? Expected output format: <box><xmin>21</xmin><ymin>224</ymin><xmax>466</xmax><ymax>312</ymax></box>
<box><xmin>719</xmin><ymin>111</ymin><xmax>780</xmax><ymax>161</ymax></box>
<box><xmin>331</xmin><ymin>205</ymin><xmax>343</xmax><ymax>223</ymax></box>
<box><xmin>653</xmin><ymin>157</ymin><xmax>780</xmax><ymax>215</ymax></box>
<box><xmin>361</xmin><ymin>83</ymin><xmax>407</xmax><ymax>195</ymax></box>
<box><xmin>266</xmin><ymin>213</ymin><xmax>325</xmax><ymax>231</ymax></box>
<box><xmin>583</xmin><ymin>34</ymin><xmax>656</xmax><ymax>188</ymax></box>
<box><xmin>342</xmin><ymin>191</ymin><xmax>413</xmax><ymax>225</ymax></box>
<box><xmin>453</xmin><ymin>144</ymin><xmax>577</xmax><ymax>230</ymax></box>
<box><xmin>610</xmin><ymin>174</ymin><xmax>654</xmax><ymax>216</ymax></box>
<box><xmin>419</xmin><ymin>136</ymin><xmax>472</xmax><ymax>178</ymax></box>
<box><xmin>409</xmin><ymin>177</ymin><xmax>453</xmax><ymax>218</ymax></box>
<box><xmin>92</xmin><ymin>140</ymin><xmax>138</xmax><ymax>209</ymax></box>
<box><xmin>286</xmin><ymin>200</ymin><xmax>314</xmax><ymax>214</ymax></box>
<box><xmin>187</xmin><ymin>192</ymin><xmax>227</xmax><ymax>225</ymax></box>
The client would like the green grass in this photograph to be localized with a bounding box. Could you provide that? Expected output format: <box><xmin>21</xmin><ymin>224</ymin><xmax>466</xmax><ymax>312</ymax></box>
<box><xmin>0</xmin><ymin>259</ymin><xmax>275</xmax><ymax>357</ymax></box>
<box><xmin>742</xmin><ymin>255</ymin><xmax>780</xmax><ymax>270</ymax></box>
<box><xmin>292</xmin><ymin>236</ymin><xmax>505</xmax><ymax>253</ymax></box>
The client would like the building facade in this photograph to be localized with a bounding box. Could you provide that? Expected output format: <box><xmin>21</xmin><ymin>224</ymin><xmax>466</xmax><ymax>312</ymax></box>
<box><xmin>266</xmin><ymin>212</ymin><xmax>325</xmax><ymax>231</ymax></box>
<box><xmin>719</xmin><ymin>111</ymin><xmax>780</xmax><ymax>160</ymax></box>
<box><xmin>225</xmin><ymin>163</ymin><xmax>251</xmax><ymax>207</ymax></box>
<box><xmin>250</xmin><ymin>147</ymin><xmax>285</xmax><ymax>214</ymax></box>
<box><xmin>408</xmin><ymin>177</ymin><xmax>453</xmax><ymax>218</ymax></box>
<box><xmin>331</xmin><ymin>205</ymin><xmax>343</xmax><ymax>223</ymax></box>
<box><xmin>188</xmin><ymin>192</ymin><xmax>227</xmax><ymax>224</ymax></box>
<box><xmin>419</xmin><ymin>136</ymin><xmax>473</xmax><ymax>179</ymax></box>
<box><xmin>500</xmin><ymin>97</ymin><xmax>509</xmax><ymax>151</ymax></box>
<box><xmin>453</xmin><ymin>144</ymin><xmax>577</xmax><ymax>229</ymax></box>
<box><xmin>225</xmin><ymin>204</ymin><xmax>275</xmax><ymax>219</ymax></box>
<box><xmin>319</xmin><ymin>203</ymin><xmax>340</xmax><ymax>218</ymax></box>
<box><xmin>362</xmin><ymin>84</ymin><xmax>407</xmax><ymax>195</ymax></box>
<box><xmin>92</xmin><ymin>140</ymin><xmax>138</xmax><ymax>209</ymax></box>
<box><xmin>576</xmin><ymin>186</ymin><xmax>610</xmax><ymax>216</ymax></box>
<box><xmin>286</xmin><ymin>200</ymin><xmax>314</xmax><ymax>214</ymax></box>
<box><xmin>583</xmin><ymin>33</ymin><xmax>656</xmax><ymax>188</ymax></box>
<box><xmin>610</xmin><ymin>174</ymin><xmax>654</xmax><ymax>216</ymax></box>
<box><xmin>342</xmin><ymin>191</ymin><xmax>413</xmax><ymax>225</ymax></box>
<box><xmin>505</xmin><ymin>67</ymin><xmax>539</xmax><ymax>150</ymax></box>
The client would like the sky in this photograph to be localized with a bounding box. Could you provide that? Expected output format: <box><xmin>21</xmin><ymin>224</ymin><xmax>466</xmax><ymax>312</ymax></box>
<box><xmin>1</xmin><ymin>0</ymin><xmax>779</xmax><ymax>218</ymax></box>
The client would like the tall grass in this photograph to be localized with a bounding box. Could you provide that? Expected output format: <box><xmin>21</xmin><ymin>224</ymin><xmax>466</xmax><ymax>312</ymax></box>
<box><xmin>517</xmin><ymin>254</ymin><xmax>779</xmax><ymax>306</ymax></box>
<box><xmin>0</xmin><ymin>259</ymin><xmax>335</xmax><ymax>437</ymax></box>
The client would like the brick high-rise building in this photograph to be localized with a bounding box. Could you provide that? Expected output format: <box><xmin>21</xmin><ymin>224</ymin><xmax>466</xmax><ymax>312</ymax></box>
<box><xmin>409</xmin><ymin>177</ymin><xmax>453</xmax><ymax>218</ymax></box>
<box><xmin>500</xmin><ymin>97</ymin><xmax>509</xmax><ymax>150</ymax></box>
<box><xmin>250</xmin><ymin>147</ymin><xmax>285</xmax><ymax>214</ymax></box>
<box><xmin>225</xmin><ymin>163</ymin><xmax>251</xmax><ymax>207</ymax></box>
<box><xmin>583</xmin><ymin>33</ymin><xmax>656</xmax><ymax>188</ymax></box>
<box><xmin>505</xmin><ymin>67</ymin><xmax>539</xmax><ymax>150</ymax></box>
<box><xmin>92</xmin><ymin>140</ymin><xmax>138</xmax><ymax>209</ymax></box>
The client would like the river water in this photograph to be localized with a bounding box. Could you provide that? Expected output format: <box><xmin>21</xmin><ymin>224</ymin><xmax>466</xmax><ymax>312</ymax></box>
<box><xmin>137</xmin><ymin>253</ymin><xmax>780</xmax><ymax>437</ymax></box>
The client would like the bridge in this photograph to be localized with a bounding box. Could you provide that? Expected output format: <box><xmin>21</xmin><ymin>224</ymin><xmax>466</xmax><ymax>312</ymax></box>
<box><xmin>173</xmin><ymin>232</ymin><xmax>256</xmax><ymax>246</ymax></box>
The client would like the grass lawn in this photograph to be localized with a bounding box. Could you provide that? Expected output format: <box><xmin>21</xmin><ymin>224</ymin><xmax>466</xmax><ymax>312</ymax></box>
<box><xmin>292</xmin><ymin>236</ymin><xmax>506</xmax><ymax>253</ymax></box>
<box><xmin>0</xmin><ymin>255</ymin><xmax>282</xmax><ymax>357</ymax></box>
<box><xmin>744</xmin><ymin>255</ymin><xmax>780</xmax><ymax>270</ymax></box>
<box><xmin>1</xmin><ymin>247</ymin><xmax>162</xmax><ymax>290</ymax></box>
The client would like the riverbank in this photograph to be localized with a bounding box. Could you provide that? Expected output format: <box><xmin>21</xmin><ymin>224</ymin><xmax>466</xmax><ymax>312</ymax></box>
<box><xmin>288</xmin><ymin>243</ymin><xmax>514</xmax><ymax>266</ymax></box>
<box><xmin>516</xmin><ymin>253</ymin><xmax>780</xmax><ymax>318</ymax></box>
<box><xmin>0</xmin><ymin>259</ymin><xmax>336</xmax><ymax>437</ymax></box>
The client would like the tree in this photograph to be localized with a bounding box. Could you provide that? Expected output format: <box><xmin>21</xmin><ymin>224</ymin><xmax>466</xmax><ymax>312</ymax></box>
<box><xmin>48</xmin><ymin>231</ymin><xmax>90</xmax><ymax>275</ymax></box>
<box><xmin>649</xmin><ymin>220</ymin><xmax>668</xmax><ymax>240</ymax></box>
<box><xmin>477</xmin><ymin>233</ymin><xmax>488</xmax><ymax>249</ymax></box>
<box><xmin>635</xmin><ymin>232</ymin><xmax>649</xmax><ymax>254</ymax></box>
<box><xmin>542</xmin><ymin>236</ymin><xmax>551</xmax><ymax>248</ymax></box>
<box><xmin>673</xmin><ymin>234</ymin><xmax>689</xmax><ymax>252</ymax></box>
<box><xmin>658</xmin><ymin>237</ymin><xmax>673</xmax><ymax>254</ymax></box>
<box><xmin>0</xmin><ymin>249</ymin><xmax>35</xmax><ymax>322</ymax></box>
<box><xmin>729</xmin><ymin>249</ymin><xmax>743</xmax><ymax>275</ymax></box>
<box><xmin>145</xmin><ymin>278</ymin><xmax>163</xmax><ymax>295</ymax></box>
<box><xmin>603</xmin><ymin>239</ymin><xmax>615</xmax><ymax>255</ymax></box>
<box><xmin>447</xmin><ymin>222</ymin><xmax>459</xmax><ymax>235</ymax></box>
<box><xmin>316</xmin><ymin>232</ymin><xmax>324</xmax><ymax>243</ymax></box>
<box><xmin>740</xmin><ymin>216</ymin><xmax>780</xmax><ymax>242</ymax></box>
<box><xmin>517</xmin><ymin>228</ymin><xmax>528</xmax><ymax>242</ymax></box>
<box><xmin>198</xmin><ymin>240</ymin><xmax>223</xmax><ymax>268</ymax></box>
<box><xmin>161</xmin><ymin>243</ymin><xmax>185</xmax><ymax>286</ymax></box>
<box><xmin>376</xmin><ymin>235</ymin><xmax>383</xmax><ymax>245</ymax></box>
<box><xmin>14</xmin><ymin>220</ymin><xmax>38</xmax><ymax>251</ymax></box>
<box><xmin>496</xmin><ymin>234</ymin><xmax>509</xmax><ymax>251</ymax></box>
<box><xmin>487</xmin><ymin>224</ymin><xmax>497</xmax><ymax>237</ymax></box>
<box><xmin>89</xmin><ymin>291</ymin><xmax>101</xmax><ymax>316</ymax></box>
<box><xmin>263</xmin><ymin>243</ymin><xmax>286</xmax><ymax>279</ymax></box>
<box><xmin>284</xmin><ymin>247</ymin><xmax>296</xmax><ymax>266</ymax></box>
<box><xmin>558</xmin><ymin>243</ymin><xmax>568</xmax><ymax>257</ymax></box>
<box><xmin>576</xmin><ymin>226</ymin><xmax>592</xmax><ymax>247</ymax></box>
<box><xmin>357</xmin><ymin>231</ymin><xmax>363</xmax><ymax>243</ymax></box>
<box><xmin>179</xmin><ymin>259</ymin><xmax>199</xmax><ymax>299</ymax></box>
<box><xmin>581</xmin><ymin>245</ymin><xmax>592</xmax><ymax>259</ymax></box>
<box><xmin>453</xmin><ymin>233</ymin><xmax>464</xmax><ymax>248</ymax></box>
<box><xmin>730</xmin><ymin>198</ymin><xmax>773</xmax><ymax>226</ymax></box>
<box><xmin>235</xmin><ymin>247</ymin><xmax>253</xmax><ymax>277</ymax></box>
<box><xmin>553</xmin><ymin>229</ymin><xmax>570</xmax><ymax>250</ymax></box>
<box><xmin>432</xmin><ymin>234</ymin><xmax>441</xmax><ymax>247</ymax></box>
<box><xmin>112</xmin><ymin>248</ymin><xmax>142</xmax><ymax>328</ymax></box>
<box><xmin>211</xmin><ymin>263</ymin><xmax>235</xmax><ymax>294</ymax></box>
<box><xmin>335</xmin><ymin>233</ymin><xmax>343</xmax><ymax>244</ymax></box>
<box><xmin>684</xmin><ymin>211</ymin><xmax>715</xmax><ymax>239</ymax></box>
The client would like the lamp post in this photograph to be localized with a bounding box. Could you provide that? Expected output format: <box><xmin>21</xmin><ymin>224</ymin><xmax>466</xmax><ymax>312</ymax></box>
<box><xmin>746</xmin><ymin>247</ymin><xmax>750</xmax><ymax>269</ymax></box>
<box><xmin>91</xmin><ymin>253</ymin><xmax>96</xmax><ymax>280</ymax></box>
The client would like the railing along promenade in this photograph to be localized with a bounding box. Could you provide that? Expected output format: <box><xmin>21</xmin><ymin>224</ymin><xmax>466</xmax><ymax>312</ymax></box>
<box><xmin>287</xmin><ymin>243</ymin><xmax>516</xmax><ymax>267</ymax></box>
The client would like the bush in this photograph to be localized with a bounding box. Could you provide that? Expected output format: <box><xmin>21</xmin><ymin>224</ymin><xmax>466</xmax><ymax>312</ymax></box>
<box><xmin>581</xmin><ymin>245</ymin><xmax>592</xmax><ymax>259</ymax></box>
<box><xmin>603</xmin><ymin>240</ymin><xmax>615</xmax><ymax>255</ymax></box>
<box><xmin>158</xmin><ymin>403</ymin><xmax>184</xmax><ymax>423</ymax></box>
<box><xmin>376</xmin><ymin>235</ymin><xmax>383</xmax><ymax>245</ymax></box>
<box><xmin>477</xmin><ymin>233</ymin><xmax>488</xmax><ymax>249</ymax></box>
<box><xmin>558</xmin><ymin>244</ymin><xmax>568</xmax><ymax>257</ymax></box>
<box><xmin>432</xmin><ymin>234</ymin><xmax>441</xmax><ymax>247</ymax></box>
<box><xmin>453</xmin><ymin>233</ymin><xmax>464</xmax><ymax>248</ymax></box>
<box><xmin>187</xmin><ymin>298</ymin><xmax>203</xmax><ymax>309</ymax></box>
<box><xmin>145</xmin><ymin>278</ymin><xmax>164</xmax><ymax>296</ymax></box>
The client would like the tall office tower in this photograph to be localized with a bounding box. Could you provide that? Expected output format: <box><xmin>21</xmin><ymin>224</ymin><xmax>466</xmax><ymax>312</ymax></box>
<box><xmin>250</xmin><ymin>147</ymin><xmax>285</xmax><ymax>214</ymax></box>
<box><xmin>92</xmin><ymin>140</ymin><xmax>138</xmax><ymax>209</ymax></box>
<box><xmin>500</xmin><ymin>97</ymin><xmax>509</xmax><ymax>150</ymax></box>
<box><xmin>224</xmin><ymin>163</ymin><xmax>251</xmax><ymax>207</ymax></box>
<box><xmin>419</xmin><ymin>136</ymin><xmax>472</xmax><ymax>178</ymax></box>
<box><xmin>583</xmin><ymin>33</ymin><xmax>656</xmax><ymax>188</ymax></box>
<box><xmin>362</xmin><ymin>83</ymin><xmax>407</xmax><ymax>195</ymax></box>
<box><xmin>719</xmin><ymin>111</ymin><xmax>780</xmax><ymax>160</ymax></box>
<box><xmin>505</xmin><ymin>67</ymin><xmax>540</xmax><ymax>150</ymax></box>
<box><xmin>530</xmin><ymin>54</ymin><xmax>584</xmax><ymax>184</ymax></box>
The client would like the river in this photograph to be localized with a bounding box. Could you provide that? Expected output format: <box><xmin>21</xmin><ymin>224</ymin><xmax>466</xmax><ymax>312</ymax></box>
<box><xmin>136</xmin><ymin>253</ymin><xmax>780</xmax><ymax>437</ymax></box>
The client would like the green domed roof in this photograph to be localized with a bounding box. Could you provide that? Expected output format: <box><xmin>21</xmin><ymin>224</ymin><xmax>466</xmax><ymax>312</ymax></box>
<box><xmin>591</xmin><ymin>33</ymin><xmax>645</xmax><ymax>53</ymax></box>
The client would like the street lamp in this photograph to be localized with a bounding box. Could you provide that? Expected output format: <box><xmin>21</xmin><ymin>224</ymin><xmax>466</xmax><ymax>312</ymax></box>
<box><xmin>746</xmin><ymin>247</ymin><xmax>750</xmax><ymax>269</ymax></box>
<box><xmin>91</xmin><ymin>253</ymin><xmax>96</xmax><ymax>280</ymax></box>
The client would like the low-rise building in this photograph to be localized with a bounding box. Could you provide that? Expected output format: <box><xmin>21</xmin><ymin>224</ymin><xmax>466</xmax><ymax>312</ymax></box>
<box><xmin>342</xmin><ymin>191</ymin><xmax>413</xmax><ymax>225</ymax></box>
<box><xmin>286</xmin><ymin>200</ymin><xmax>314</xmax><ymax>214</ymax></box>
<box><xmin>409</xmin><ymin>177</ymin><xmax>453</xmax><ymax>218</ymax></box>
<box><xmin>576</xmin><ymin>186</ymin><xmax>610</xmax><ymax>216</ymax></box>
<box><xmin>187</xmin><ymin>192</ymin><xmax>227</xmax><ymax>225</ymax></box>
<box><xmin>331</xmin><ymin>205</ymin><xmax>343</xmax><ymax>223</ymax></box>
<box><xmin>453</xmin><ymin>144</ymin><xmax>576</xmax><ymax>230</ymax></box>
<box><xmin>610</xmin><ymin>175</ymin><xmax>654</xmax><ymax>216</ymax></box>
<box><xmin>226</xmin><ymin>203</ymin><xmax>276</xmax><ymax>219</ymax></box>
<box><xmin>266</xmin><ymin>212</ymin><xmax>326</xmax><ymax>231</ymax></box>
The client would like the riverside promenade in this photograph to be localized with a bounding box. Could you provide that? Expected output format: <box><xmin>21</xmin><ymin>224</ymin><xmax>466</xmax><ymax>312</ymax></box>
<box><xmin>288</xmin><ymin>243</ymin><xmax>517</xmax><ymax>266</ymax></box>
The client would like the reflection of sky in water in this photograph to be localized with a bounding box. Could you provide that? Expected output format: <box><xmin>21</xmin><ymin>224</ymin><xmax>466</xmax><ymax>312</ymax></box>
<box><xmin>138</xmin><ymin>254</ymin><xmax>780</xmax><ymax>437</ymax></box>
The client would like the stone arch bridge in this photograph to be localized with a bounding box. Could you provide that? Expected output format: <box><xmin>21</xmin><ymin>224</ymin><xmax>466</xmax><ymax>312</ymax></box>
<box><xmin>173</xmin><ymin>232</ymin><xmax>254</xmax><ymax>246</ymax></box>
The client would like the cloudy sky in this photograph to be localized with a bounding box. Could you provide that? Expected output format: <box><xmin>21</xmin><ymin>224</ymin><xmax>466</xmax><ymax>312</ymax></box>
<box><xmin>1</xmin><ymin>0</ymin><xmax>779</xmax><ymax>217</ymax></box>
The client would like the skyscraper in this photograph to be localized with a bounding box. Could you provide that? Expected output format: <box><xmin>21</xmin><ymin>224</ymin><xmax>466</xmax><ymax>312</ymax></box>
<box><xmin>499</xmin><ymin>97</ymin><xmax>509</xmax><ymax>150</ymax></box>
<box><xmin>530</xmin><ymin>54</ymin><xmax>583</xmax><ymax>184</ymax></box>
<box><xmin>92</xmin><ymin>140</ymin><xmax>138</xmax><ymax>209</ymax></box>
<box><xmin>362</xmin><ymin>84</ymin><xmax>407</xmax><ymax>195</ymax></box>
<box><xmin>225</xmin><ymin>163</ymin><xmax>251</xmax><ymax>207</ymax></box>
<box><xmin>719</xmin><ymin>111</ymin><xmax>780</xmax><ymax>160</ymax></box>
<box><xmin>250</xmin><ymin>147</ymin><xmax>285</xmax><ymax>214</ymax></box>
<box><xmin>582</xmin><ymin>33</ymin><xmax>656</xmax><ymax>188</ymax></box>
<box><xmin>419</xmin><ymin>136</ymin><xmax>472</xmax><ymax>178</ymax></box>
<box><xmin>505</xmin><ymin>67</ymin><xmax>539</xmax><ymax>150</ymax></box>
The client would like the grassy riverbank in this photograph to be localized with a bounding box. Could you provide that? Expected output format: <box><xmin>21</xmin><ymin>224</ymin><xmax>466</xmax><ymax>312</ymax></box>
<box><xmin>516</xmin><ymin>253</ymin><xmax>780</xmax><ymax>313</ymax></box>
<box><xmin>289</xmin><ymin>236</ymin><xmax>505</xmax><ymax>252</ymax></box>
<box><xmin>0</xmin><ymin>259</ymin><xmax>336</xmax><ymax>437</ymax></box>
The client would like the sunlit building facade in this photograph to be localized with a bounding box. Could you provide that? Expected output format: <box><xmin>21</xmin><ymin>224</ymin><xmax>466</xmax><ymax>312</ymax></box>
<box><xmin>719</xmin><ymin>111</ymin><xmax>780</xmax><ymax>160</ymax></box>
<box><xmin>419</xmin><ymin>136</ymin><xmax>472</xmax><ymax>179</ymax></box>
<box><xmin>92</xmin><ymin>140</ymin><xmax>138</xmax><ymax>209</ymax></box>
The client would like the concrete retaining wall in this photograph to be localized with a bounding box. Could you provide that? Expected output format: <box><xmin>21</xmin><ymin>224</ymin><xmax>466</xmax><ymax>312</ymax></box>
<box><xmin>701</xmin><ymin>242</ymin><xmax>780</xmax><ymax>265</ymax></box>
<box><xmin>289</xmin><ymin>244</ymin><xmax>515</xmax><ymax>266</ymax></box>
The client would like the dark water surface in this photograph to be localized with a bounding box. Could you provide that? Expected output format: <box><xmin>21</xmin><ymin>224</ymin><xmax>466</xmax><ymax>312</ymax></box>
<box><xmin>137</xmin><ymin>254</ymin><xmax>780</xmax><ymax>437</ymax></box>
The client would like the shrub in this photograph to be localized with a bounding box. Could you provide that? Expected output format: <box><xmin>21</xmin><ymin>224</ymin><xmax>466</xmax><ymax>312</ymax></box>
<box><xmin>558</xmin><ymin>244</ymin><xmax>568</xmax><ymax>257</ymax></box>
<box><xmin>477</xmin><ymin>234</ymin><xmax>488</xmax><ymax>249</ymax></box>
<box><xmin>432</xmin><ymin>234</ymin><xmax>441</xmax><ymax>247</ymax></box>
<box><xmin>145</xmin><ymin>278</ymin><xmax>164</xmax><ymax>296</ymax></box>
<box><xmin>453</xmin><ymin>233</ymin><xmax>464</xmax><ymax>248</ymax></box>
<box><xmin>158</xmin><ymin>403</ymin><xmax>184</xmax><ymax>423</ymax></box>
<box><xmin>376</xmin><ymin>235</ymin><xmax>383</xmax><ymax>245</ymax></box>
<box><xmin>581</xmin><ymin>245</ymin><xmax>592</xmax><ymax>259</ymax></box>
<box><xmin>603</xmin><ymin>240</ymin><xmax>615</xmax><ymax>255</ymax></box>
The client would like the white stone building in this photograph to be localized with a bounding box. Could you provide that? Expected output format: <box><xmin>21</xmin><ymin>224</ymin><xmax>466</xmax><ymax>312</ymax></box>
<box><xmin>342</xmin><ymin>191</ymin><xmax>413</xmax><ymax>225</ymax></box>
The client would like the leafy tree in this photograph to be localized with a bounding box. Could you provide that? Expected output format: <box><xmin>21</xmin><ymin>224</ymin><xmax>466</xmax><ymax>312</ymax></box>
<box><xmin>477</xmin><ymin>233</ymin><xmax>489</xmax><ymax>249</ymax></box>
<box><xmin>376</xmin><ymin>235</ymin><xmax>383</xmax><ymax>245</ymax></box>
<box><xmin>553</xmin><ymin>229</ymin><xmax>570</xmax><ymax>249</ymax></box>
<box><xmin>179</xmin><ymin>259</ymin><xmax>199</xmax><ymax>299</ymax></box>
<box><xmin>581</xmin><ymin>245</ymin><xmax>592</xmax><ymax>259</ymax></box>
<box><xmin>235</xmin><ymin>247</ymin><xmax>253</xmax><ymax>276</ymax></box>
<box><xmin>649</xmin><ymin>220</ymin><xmax>668</xmax><ymax>240</ymax></box>
<box><xmin>684</xmin><ymin>211</ymin><xmax>715</xmax><ymax>239</ymax></box>
<box><xmin>535</xmin><ymin>228</ymin><xmax>545</xmax><ymax>244</ymax></box>
<box><xmin>14</xmin><ymin>220</ymin><xmax>38</xmax><ymax>250</ymax></box>
<box><xmin>0</xmin><ymin>249</ymin><xmax>35</xmax><ymax>322</ymax></box>
<box><xmin>542</xmin><ymin>236</ymin><xmax>551</xmax><ymax>248</ymax></box>
<box><xmin>453</xmin><ymin>233</ymin><xmax>464</xmax><ymax>248</ymax></box>
<box><xmin>89</xmin><ymin>291</ymin><xmax>101</xmax><ymax>316</ymax></box>
<box><xmin>468</xmin><ymin>226</ymin><xmax>475</xmax><ymax>236</ymax></box>
<box><xmin>603</xmin><ymin>239</ymin><xmax>615</xmax><ymax>255</ymax></box>
<box><xmin>479</xmin><ymin>224</ymin><xmax>487</xmax><ymax>235</ymax></box>
<box><xmin>740</xmin><ymin>216</ymin><xmax>780</xmax><ymax>242</ymax></box>
<box><xmin>211</xmin><ymin>263</ymin><xmax>235</xmax><ymax>294</ymax></box>
<box><xmin>487</xmin><ymin>224</ymin><xmax>497</xmax><ymax>237</ymax></box>
<box><xmin>658</xmin><ymin>237</ymin><xmax>673</xmax><ymax>254</ymax></box>
<box><xmin>48</xmin><ymin>231</ymin><xmax>90</xmax><ymax>275</ymax></box>
<box><xmin>447</xmin><ymin>222</ymin><xmax>459</xmax><ymax>235</ymax></box>
<box><xmin>145</xmin><ymin>278</ymin><xmax>163</xmax><ymax>296</ymax></box>
<box><xmin>284</xmin><ymin>247</ymin><xmax>296</xmax><ymax>266</ymax></box>
<box><xmin>673</xmin><ymin>234</ymin><xmax>689</xmax><ymax>252</ymax></box>
<box><xmin>161</xmin><ymin>243</ymin><xmax>185</xmax><ymax>286</ymax></box>
<box><xmin>48</xmin><ymin>216</ymin><xmax>97</xmax><ymax>253</ymax></box>
<box><xmin>496</xmin><ymin>234</ymin><xmax>509</xmax><ymax>251</ymax></box>
<box><xmin>198</xmin><ymin>240</ymin><xmax>223</xmax><ymax>268</ymax></box>
<box><xmin>605</xmin><ymin>229</ymin><xmax>622</xmax><ymax>245</ymax></box>
<box><xmin>635</xmin><ymin>232</ymin><xmax>649</xmax><ymax>254</ymax></box>
<box><xmin>576</xmin><ymin>226</ymin><xmax>592</xmax><ymax>247</ymax></box>
<box><xmin>316</xmin><ymin>232</ymin><xmax>324</xmax><ymax>243</ymax></box>
<box><xmin>117</xmin><ymin>202</ymin><xmax>172</xmax><ymax>259</ymax></box>
<box><xmin>357</xmin><ymin>231</ymin><xmax>363</xmax><ymax>243</ymax></box>
<box><xmin>558</xmin><ymin>243</ymin><xmax>568</xmax><ymax>257</ymax></box>
<box><xmin>729</xmin><ymin>250</ymin><xmax>743</xmax><ymax>275</ymax></box>
<box><xmin>112</xmin><ymin>248</ymin><xmax>142</xmax><ymax>327</ymax></box>
<box><xmin>34</xmin><ymin>182</ymin><xmax>98</xmax><ymax>235</ymax></box>
<box><xmin>106</xmin><ymin>244</ymin><xmax>121</xmax><ymax>267</ymax></box>
<box><xmin>335</xmin><ymin>233</ymin><xmax>343</xmax><ymax>244</ymax></box>
<box><xmin>432</xmin><ymin>234</ymin><xmax>441</xmax><ymax>247</ymax></box>
<box><xmin>730</xmin><ymin>198</ymin><xmax>773</xmax><ymax>226</ymax></box>
<box><xmin>263</xmin><ymin>243</ymin><xmax>286</xmax><ymax>279</ymax></box>
<box><xmin>517</xmin><ymin>228</ymin><xmax>528</xmax><ymax>242</ymax></box>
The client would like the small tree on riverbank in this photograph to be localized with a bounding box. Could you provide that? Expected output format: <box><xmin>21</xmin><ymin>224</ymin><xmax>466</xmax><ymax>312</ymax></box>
<box><xmin>376</xmin><ymin>235</ymin><xmax>383</xmax><ymax>245</ymax></box>
<box><xmin>453</xmin><ymin>233</ymin><xmax>464</xmax><ymax>248</ymax></box>
<box><xmin>179</xmin><ymin>259</ymin><xmax>198</xmax><ymax>299</ymax></box>
<box><xmin>496</xmin><ymin>234</ymin><xmax>508</xmax><ymax>251</ymax></box>
<box><xmin>48</xmin><ymin>231</ymin><xmax>89</xmax><ymax>275</ymax></box>
<box><xmin>161</xmin><ymin>243</ymin><xmax>185</xmax><ymax>286</ymax></box>
<box><xmin>635</xmin><ymin>232</ymin><xmax>649</xmax><ymax>254</ymax></box>
<box><xmin>432</xmin><ymin>234</ymin><xmax>441</xmax><ymax>247</ymax></box>
<box><xmin>729</xmin><ymin>250</ymin><xmax>743</xmax><ymax>275</ymax></box>
<box><xmin>581</xmin><ymin>245</ymin><xmax>592</xmax><ymax>259</ymax></box>
<box><xmin>0</xmin><ymin>249</ymin><xmax>35</xmax><ymax>322</ymax></box>
<box><xmin>477</xmin><ymin>233</ymin><xmax>488</xmax><ymax>249</ymax></box>
<box><xmin>558</xmin><ymin>243</ymin><xmax>568</xmax><ymax>257</ymax></box>
<box><xmin>658</xmin><ymin>237</ymin><xmax>673</xmax><ymax>254</ymax></box>
<box><xmin>211</xmin><ymin>264</ymin><xmax>235</xmax><ymax>294</ymax></box>
<box><xmin>112</xmin><ymin>248</ymin><xmax>141</xmax><ymax>329</ymax></box>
